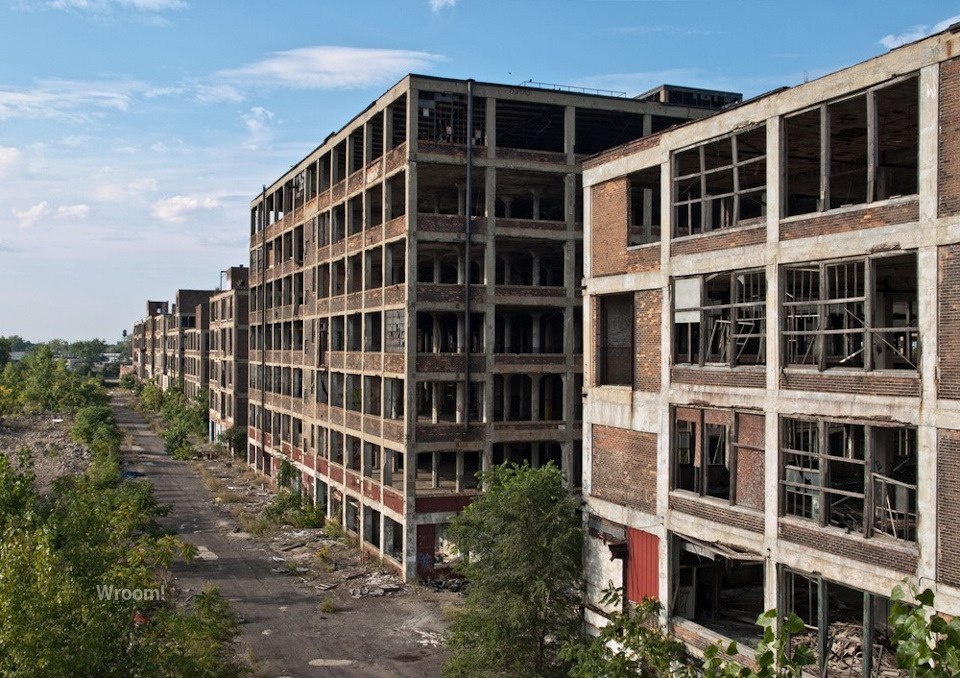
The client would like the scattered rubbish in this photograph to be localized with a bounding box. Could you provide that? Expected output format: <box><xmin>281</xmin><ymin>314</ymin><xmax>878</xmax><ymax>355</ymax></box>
<box><xmin>279</xmin><ymin>541</ymin><xmax>306</xmax><ymax>552</ymax></box>
<box><xmin>426</xmin><ymin>578</ymin><xmax>467</xmax><ymax>593</ymax></box>
<box><xmin>51</xmin><ymin>418</ymin><xmax>64</xmax><ymax>424</ymax></box>
<box><xmin>315</xmin><ymin>583</ymin><xmax>336</xmax><ymax>591</ymax></box>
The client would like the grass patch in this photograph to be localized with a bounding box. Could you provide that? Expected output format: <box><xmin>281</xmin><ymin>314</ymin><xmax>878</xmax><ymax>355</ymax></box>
<box><xmin>319</xmin><ymin>598</ymin><xmax>338</xmax><ymax>614</ymax></box>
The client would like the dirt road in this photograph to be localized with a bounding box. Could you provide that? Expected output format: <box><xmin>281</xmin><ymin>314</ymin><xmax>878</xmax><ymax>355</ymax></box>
<box><xmin>112</xmin><ymin>393</ymin><xmax>448</xmax><ymax>677</ymax></box>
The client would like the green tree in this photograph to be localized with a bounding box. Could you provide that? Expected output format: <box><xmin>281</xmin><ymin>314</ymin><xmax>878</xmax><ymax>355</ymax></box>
<box><xmin>889</xmin><ymin>585</ymin><xmax>960</xmax><ymax>676</ymax></box>
<box><xmin>0</xmin><ymin>337</ymin><xmax>11</xmax><ymax>371</ymax></box>
<box><xmin>562</xmin><ymin>587</ymin><xmax>692</xmax><ymax>677</ymax></box>
<box><xmin>444</xmin><ymin>463</ymin><xmax>583</xmax><ymax>678</ymax></box>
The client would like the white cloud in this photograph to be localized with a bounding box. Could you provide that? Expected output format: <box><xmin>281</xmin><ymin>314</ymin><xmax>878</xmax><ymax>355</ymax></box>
<box><xmin>430</xmin><ymin>0</ymin><xmax>455</xmax><ymax>11</ymax></box>
<box><xmin>13</xmin><ymin>201</ymin><xmax>49</xmax><ymax>229</ymax></box>
<box><xmin>26</xmin><ymin>0</ymin><xmax>186</xmax><ymax>13</ymax></box>
<box><xmin>151</xmin><ymin>195</ymin><xmax>220</xmax><ymax>223</ymax></box>
<box><xmin>0</xmin><ymin>239</ymin><xmax>21</xmax><ymax>253</ymax></box>
<box><xmin>879</xmin><ymin>15</ymin><xmax>960</xmax><ymax>49</ymax></box>
<box><xmin>193</xmin><ymin>83</ymin><xmax>243</xmax><ymax>103</ymax></box>
<box><xmin>55</xmin><ymin>204</ymin><xmax>90</xmax><ymax>218</ymax></box>
<box><xmin>0</xmin><ymin>78</ymin><xmax>143</xmax><ymax>122</ymax></box>
<box><xmin>128</xmin><ymin>177</ymin><xmax>158</xmax><ymax>192</ymax></box>
<box><xmin>218</xmin><ymin>46</ymin><xmax>444</xmax><ymax>89</ymax></box>
<box><xmin>0</xmin><ymin>146</ymin><xmax>22</xmax><ymax>176</ymax></box>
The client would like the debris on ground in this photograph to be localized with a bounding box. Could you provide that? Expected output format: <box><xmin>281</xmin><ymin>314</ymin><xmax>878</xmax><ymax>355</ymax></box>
<box><xmin>0</xmin><ymin>413</ymin><xmax>90</xmax><ymax>491</ymax></box>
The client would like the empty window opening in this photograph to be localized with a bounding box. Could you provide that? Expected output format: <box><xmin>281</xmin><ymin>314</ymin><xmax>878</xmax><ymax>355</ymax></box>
<box><xmin>539</xmin><ymin>374</ymin><xmax>564</xmax><ymax>421</ymax></box>
<box><xmin>367</xmin><ymin>186</ymin><xmax>383</xmax><ymax>228</ymax></box>
<box><xmin>349</xmin><ymin>131</ymin><xmax>364</xmax><ymax>175</ymax></box>
<box><xmin>671</xmin><ymin>534</ymin><xmax>765</xmax><ymax>649</ymax></box>
<box><xmin>673</xmin><ymin>124</ymin><xmax>766</xmax><ymax>237</ymax></box>
<box><xmin>495</xmin><ymin>99</ymin><xmax>564</xmax><ymax>152</ymax></box>
<box><xmin>346</xmin><ymin>314</ymin><xmax>362</xmax><ymax>352</ymax></box>
<box><xmin>367</xmin><ymin>114</ymin><xmax>384</xmax><ymax>164</ymax></box>
<box><xmin>383</xmin><ymin>449</ymin><xmax>404</xmax><ymax>491</ymax></box>
<box><xmin>629</xmin><ymin>165</ymin><xmax>662</xmax><ymax>246</ymax></box>
<box><xmin>364</xmin><ymin>312</ymin><xmax>382</xmax><ymax>351</ymax></box>
<box><xmin>389</xmin><ymin>96</ymin><xmax>407</xmax><ymax>149</ymax></box>
<box><xmin>385</xmin><ymin>516</ymin><xmax>403</xmax><ymax>560</ymax></box>
<box><xmin>596</xmin><ymin>294</ymin><xmax>633</xmax><ymax>386</ymax></box>
<box><xmin>782</xmin><ymin>252</ymin><xmax>918</xmax><ymax>371</ymax></box>
<box><xmin>574</xmin><ymin>108</ymin><xmax>647</xmax><ymax>155</ymax></box>
<box><xmin>386</xmin><ymin>172</ymin><xmax>407</xmax><ymax>220</ymax></box>
<box><xmin>333</xmin><ymin>141</ymin><xmax>347</xmax><ymax>184</ymax></box>
<box><xmin>416</xmin><ymin>164</ymin><xmax>486</xmax><ymax>216</ymax></box>
<box><xmin>386</xmin><ymin>241</ymin><xmax>406</xmax><ymax>286</ymax></box>
<box><xmin>496</xmin><ymin>170</ymin><xmax>564</xmax><ymax>221</ymax></box>
<box><xmin>384</xmin><ymin>378</ymin><xmax>404</xmax><ymax>420</ymax></box>
<box><xmin>494</xmin><ymin>309</ymin><xmax>534</xmax><ymax>354</ymax></box>
<box><xmin>784</xmin><ymin>75</ymin><xmax>918</xmax><ymax>216</ymax></box>
<box><xmin>673</xmin><ymin>269</ymin><xmax>766</xmax><ymax>367</ymax></box>
<box><xmin>348</xmin><ymin>195</ymin><xmax>363</xmax><ymax>236</ymax></box>
<box><xmin>364</xmin><ymin>376</ymin><xmax>382</xmax><ymax>416</ymax></box>
<box><xmin>781</xmin><ymin>418</ymin><xmax>916</xmax><ymax>542</ymax></box>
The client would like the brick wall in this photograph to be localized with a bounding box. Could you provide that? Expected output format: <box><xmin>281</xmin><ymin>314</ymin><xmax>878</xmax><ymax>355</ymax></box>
<box><xmin>634</xmin><ymin>289</ymin><xmax>662</xmax><ymax>392</ymax></box>
<box><xmin>778</xmin><ymin>521</ymin><xmax>918</xmax><ymax>573</ymax></box>
<box><xmin>670</xmin><ymin>221</ymin><xmax>765</xmax><ymax>257</ymax></box>
<box><xmin>938</xmin><ymin>429</ymin><xmax>960</xmax><ymax>587</ymax></box>
<box><xmin>626</xmin><ymin>244</ymin><xmax>660</xmax><ymax>273</ymax></box>
<box><xmin>941</xmin><ymin>58</ymin><xmax>960</xmax><ymax>217</ymax></box>
<box><xmin>591</xmin><ymin>425</ymin><xmax>657</xmax><ymax>513</ymax></box>
<box><xmin>669</xmin><ymin>494</ymin><xmax>764</xmax><ymax>533</ymax></box>
<box><xmin>735</xmin><ymin>413</ymin><xmax>765</xmax><ymax>511</ymax></box>
<box><xmin>780</xmin><ymin>199</ymin><xmax>919</xmax><ymax>241</ymax></box>
<box><xmin>591</xmin><ymin>178</ymin><xmax>630</xmax><ymax>277</ymax></box>
<box><xmin>671</xmin><ymin>366</ymin><xmax>766</xmax><ymax>389</ymax></box>
<box><xmin>939</xmin><ymin>245</ymin><xmax>960</xmax><ymax>399</ymax></box>
<box><xmin>780</xmin><ymin>370</ymin><xmax>920</xmax><ymax>397</ymax></box>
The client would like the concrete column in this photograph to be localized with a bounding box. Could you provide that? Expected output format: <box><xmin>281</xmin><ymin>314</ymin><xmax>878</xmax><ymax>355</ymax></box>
<box><xmin>383</xmin><ymin>107</ymin><xmax>392</xmax><ymax>157</ymax></box>
<box><xmin>532</xmin><ymin>253</ymin><xmax>541</xmax><ymax>287</ymax></box>
<box><xmin>431</xmin><ymin>450</ymin><xmax>439</xmax><ymax>488</ymax></box>
<box><xmin>531</xmin><ymin>311</ymin><xmax>542</xmax><ymax>353</ymax></box>
<box><xmin>530</xmin><ymin>189</ymin><xmax>541</xmax><ymax>220</ymax></box>
<box><xmin>504</xmin><ymin>316</ymin><xmax>513</xmax><ymax>352</ymax></box>
<box><xmin>431</xmin><ymin>382</ymin><xmax>439</xmax><ymax>422</ymax></box>
<box><xmin>502</xmin><ymin>374</ymin><xmax>511</xmax><ymax>422</ymax></box>
<box><xmin>564</xmin><ymin>105</ymin><xmax>575</xmax><ymax>164</ymax></box>
<box><xmin>455</xmin><ymin>450</ymin><xmax>464</xmax><ymax>492</ymax></box>
<box><xmin>432</xmin><ymin>314</ymin><xmax>440</xmax><ymax>353</ymax></box>
<box><xmin>501</xmin><ymin>196</ymin><xmax>513</xmax><ymax>219</ymax></box>
<box><xmin>485</xmin><ymin>97</ymin><xmax>496</xmax><ymax>157</ymax></box>
<box><xmin>456</xmin><ymin>183</ymin><xmax>466</xmax><ymax>216</ymax></box>
<box><xmin>531</xmin><ymin>375</ymin><xmax>541</xmax><ymax>421</ymax></box>
<box><xmin>456</xmin><ymin>381</ymin><xmax>464</xmax><ymax>423</ymax></box>
<box><xmin>561</xmin><ymin>439</ymin><xmax>574</xmax><ymax>487</ymax></box>
<box><xmin>531</xmin><ymin>442</ymin><xmax>540</xmax><ymax>468</ymax></box>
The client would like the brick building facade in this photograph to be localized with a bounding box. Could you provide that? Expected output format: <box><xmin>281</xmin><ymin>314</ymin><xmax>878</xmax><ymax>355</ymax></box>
<box><xmin>208</xmin><ymin>266</ymin><xmax>250</xmax><ymax>444</ymax></box>
<box><xmin>245</xmin><ymin>74</ymin><xmax>730</xmax><ymax>580</ymax></box>
<box><xmin>582</xmin><ymin>27</ymin><xmax>960</xmax><ymax>674</ymax></box>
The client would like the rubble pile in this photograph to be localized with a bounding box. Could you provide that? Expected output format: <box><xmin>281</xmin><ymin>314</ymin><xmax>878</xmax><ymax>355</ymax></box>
<box><xmin>0</xmin><ymin>414</ymin><xmax>90</xmax><ymax>491</ymax></box>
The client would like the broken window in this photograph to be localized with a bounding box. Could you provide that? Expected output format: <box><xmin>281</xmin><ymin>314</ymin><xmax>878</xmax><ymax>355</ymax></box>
<box><xmin>782</xmin><ymin>252</ymin><xmax>918</xmax><ymax>371</ymax></box>
<box><xmin>673</xmin><ymin>124</ymin><xmax>766</xmax><ymax>237</ymax></box>
<box><xmin>417</xmin><ymin>91</ymin><xmax>485</xmax><ymax>145</ymax></box>
<box><xmin>596</xmin><ymin>293</ymin><xmax>633</xmax><ymax>386</ymax></box>
<box><xmin>495</xmin><ymin>98</ymin><xmax>564</xmax><ymax>152</ymax></box>
<box><xmin>671</xmin><ymin>534</ymin><xmax>765</xmax><ymax>648</ymax></box>
<box><xmin>628</xmin><ymin>165</ymin><xmax>661</xmax><ymax>246</ymax></box>
<box><xmin>782</xmin><ymin>570</ymin><xmax>908</xmax><ymax>677</ymax></box>
<box><xmin>780</xmin><ymin>417</ymin><xmax>917</xmax><ymax>542</ymax></box>
<box><xmin>673</xmin><ymin>269</ymin><xmax>766</xmax><ymax>367</ymax></box>
<box><xmin>672</xmin><ymin>407</ymin><xmax>765</xmax><ymax>509</ymax></box>
<box><xmin>784</xmin><ymin>75</ymin><xmax>918</xmax><ymax>216</ymax></box>
<box><xmin>574</xmin><ymin>107</ymin><xmax>647</xmax><ymax>155</ymax></box>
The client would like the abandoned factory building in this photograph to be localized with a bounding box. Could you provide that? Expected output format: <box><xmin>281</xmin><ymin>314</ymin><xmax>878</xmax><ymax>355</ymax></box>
<box><xmin>583</xmin><ymin>25</ymin><xmax>960</xmax><ymax>675</ymax></box>
<box><xmin>244</xmin><ymin>74</ymin><xmax>736</xmax><ymax>580</ymax></box>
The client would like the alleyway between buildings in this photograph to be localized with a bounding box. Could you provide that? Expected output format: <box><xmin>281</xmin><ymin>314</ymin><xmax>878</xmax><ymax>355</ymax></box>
<box><xmin>110</xmin><ymin>392</ymin><xmax>449</xmax><ymax>678</ymax></box>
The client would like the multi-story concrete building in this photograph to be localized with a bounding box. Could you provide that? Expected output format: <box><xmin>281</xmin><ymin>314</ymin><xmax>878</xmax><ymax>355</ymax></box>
<box><xmin>209</xmin><ymin>266</ymin><xmax>250</xmax><ymax>444</ymax></box>
<box><xmin>132</xmin><ymin>300</ymin><xmax>169</xmax><ymax>381</ymax></box>
<box><xmin>183</xmin><ymin>298</ymin><xmax>210</xmax><ymax>401</ymax></box>
<box><xmin>582</xmin><ymin>26</ymin><xmax>960</xmax><ymax>674</ymax></box>
<box><xmin>246</xmin><ymin>74</ymin><xmax>733</xmax><ymax>579</ymax></box>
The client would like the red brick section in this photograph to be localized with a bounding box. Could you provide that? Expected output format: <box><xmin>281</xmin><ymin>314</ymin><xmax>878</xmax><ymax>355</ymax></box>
<box><xmin>778</xmin><ymin>521</ymin><xmax>918</xmax><ymax>574</ymax></box>
<box><xmin>670</xmin><ymin>221</ymin><xmax>766</xmax><ymax>257</ymax></box>
<box><xmin>780</xmin><ymin>371</ymin><xmax>920</xmax><ymax>397</ymax></box>
<box><xmin>634</xmin><ymin>290</ymin><xmax>662</xmax><ymax>392</ymax></box>
<box><xmin>626</xmin><ymin>244</ymin><xmax>661</xmax><ymax>273</ymax></box>
<box><xmin>938</xmin><ymin>429</ymin><xmax>960</xmax><ymax>587</ymax></box>
<box><xmin>735</xmin><ymin>413</ymin><xmax>765</xmax><ymax>511</ymax></box>
<box><xmin>669</xmin><ymin>494</ymin><xmax>764</xmax><ymax>534</ymax></box>
<box><xmin>780</xmin><ymin>199</ymin><xmax>919</xmax><ymax>241</ymax></box>
<box><xmin>671</xmin><ymin>366</ymin><xmax>766</xmax><ymax>389</ymax></box>
<box><xmin>591</xmin><ymin>177</ymin><xmax>632</xmax><ymax>277</ymax></box>
<box><xmin>941</xmin><ymin>59</ymin><xmax>960</xmax><ymax>217</ymax></box>
<box><xmin>940</xmin><ymin>245</ymin><xmax>960</xmax><ymax>399</ymax></box>
<box><xmin>591</xmin><ymin>426</ymin><xmax>657</xmax><ymax>514</ymax></box>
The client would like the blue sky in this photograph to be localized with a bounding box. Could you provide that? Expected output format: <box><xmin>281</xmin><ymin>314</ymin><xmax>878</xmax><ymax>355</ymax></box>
<box><xmin>0</xmin><ymin>0</ymin><xmax>954</xmax><ymax>341</ymax></box>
